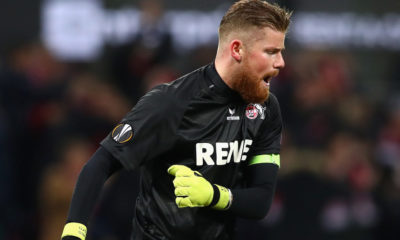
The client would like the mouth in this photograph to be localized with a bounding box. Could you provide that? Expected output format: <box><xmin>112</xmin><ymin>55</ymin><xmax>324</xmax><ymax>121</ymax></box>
<box><xmin>263</xmin><ymin>76</ymin><xmax>272</xmax><ymax>87</ymax></box>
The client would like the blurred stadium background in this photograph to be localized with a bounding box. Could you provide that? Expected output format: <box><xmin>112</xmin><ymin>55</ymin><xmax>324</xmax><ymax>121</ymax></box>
<box><xmin>1</xmin><ymin>0</ymin><xmax>400</xmax><ymax>239</ymax></box>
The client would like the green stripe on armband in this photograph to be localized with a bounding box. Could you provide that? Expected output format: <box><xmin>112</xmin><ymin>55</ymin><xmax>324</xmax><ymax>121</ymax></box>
<box><xmin>61</xmin><ymin>222</ymin><xmax>87</xmax><ymax>240</ymax></box>
<box><xmin>248</xmin><ymin>154</ymin><xmax>280</xmax><ymax>167</ymax></box>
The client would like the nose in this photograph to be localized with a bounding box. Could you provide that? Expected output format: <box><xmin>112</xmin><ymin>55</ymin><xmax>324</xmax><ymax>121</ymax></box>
<box><xmin>273</xmin><ymin>52</ymin><xmax>285</xmax><ymax>69</ymax></box>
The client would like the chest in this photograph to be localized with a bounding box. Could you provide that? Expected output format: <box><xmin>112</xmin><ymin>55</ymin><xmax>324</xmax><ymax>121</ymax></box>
<box><xmin>175</xmin><ymin>100</ymin><xmax>267</xmax><ymax>166</ymax></box>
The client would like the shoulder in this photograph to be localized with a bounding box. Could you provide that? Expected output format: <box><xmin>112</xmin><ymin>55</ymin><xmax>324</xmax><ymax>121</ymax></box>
<box><xmin>265</xmin><ymin>93</ymin><xmax>281</xmax><ymax>114</ymax></box>
<box><xmin>265</xmin><ymin>93</ymin><xmax>280</xmax><ymax>107</ymax></box>
<box><xmin>164</xmin><ymin>65</ymin><xmax>209</xmax><ymax>96</ymax></box>
<box><xmin>134</xmin><ymin>65</ymin><xmax>210</xmax><ymax>116</ymax></box>
<box><xmin>263</xmin><ymin>93</ymin><xmax>282</xmax><ymax>122</ymax></box>
<box><xmin>148</xmin><ymin>65</ymin><xmax>210</xmax><ymax>104</ymax></box>
<box><xmin>134</xmin><ymin>85</ymin><xmax>174</xmax><ymax>118</ymax></box>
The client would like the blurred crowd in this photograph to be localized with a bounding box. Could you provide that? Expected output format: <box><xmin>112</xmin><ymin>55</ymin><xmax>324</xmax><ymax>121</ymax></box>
<box><xmin>1</xmin><ymin>1</ymin><xmax>400</xmax><ymax>240</ymax></box>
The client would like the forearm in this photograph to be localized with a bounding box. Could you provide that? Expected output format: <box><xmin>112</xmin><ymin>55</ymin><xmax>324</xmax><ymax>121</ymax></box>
<box><xmin>63</xmin><ymin>147</ymin><xmax>122</xmax><ymax>239</ymax></box>
<box><xmin>229</xmin><ymin>164</ymin><xmax>279</xmax><ymax>219</ymax></box>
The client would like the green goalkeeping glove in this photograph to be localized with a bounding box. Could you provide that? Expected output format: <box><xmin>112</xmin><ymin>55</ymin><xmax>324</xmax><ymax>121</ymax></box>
<box><xmin>167</xmin><ymin>165</ymin><xmax>232</xmax><ymax>210</ymax></box>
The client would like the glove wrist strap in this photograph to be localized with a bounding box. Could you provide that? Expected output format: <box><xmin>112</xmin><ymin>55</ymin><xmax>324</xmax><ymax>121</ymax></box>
<box><xmin>209</xmin><ymin>184</ymin><xmax>220</xmax><ymax>206</ymax></box>
<box><xmin>61</xmin><ymin>222</ymin><xmax>87</xmax><ymax>240</ymax></box>
<box><xmin>210</xmin><ymin>184</ymin><xmax>231</xmax><ymax>210</ymax></box>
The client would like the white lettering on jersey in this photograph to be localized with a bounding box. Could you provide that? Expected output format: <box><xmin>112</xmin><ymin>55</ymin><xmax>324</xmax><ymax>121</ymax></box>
<box><xmin>241</xmin><ymin>139</ymin><xmax>252</xmax><ymax>161</ymax></box>
<box><xmin>196</xmin><ymin>143</ymin><xmax>215</xmax><ymax>165</ymax></box>
<box><xmin>195</xmin><ymin>139</ymin><xmax>253</xmax><ymax>166</ymax></box>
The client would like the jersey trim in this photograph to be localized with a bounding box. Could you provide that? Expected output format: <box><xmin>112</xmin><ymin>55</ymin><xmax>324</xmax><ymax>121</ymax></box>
<box><xmin>248</xmin><ymin>154</ymin><xmax>280</xmax><ymax>167</ymax></box>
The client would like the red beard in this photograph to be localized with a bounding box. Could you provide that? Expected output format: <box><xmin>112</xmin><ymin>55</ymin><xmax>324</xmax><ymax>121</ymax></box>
<box><xmin>231</xmin><ymin>62</ymin><xmax>270</xmax><ymax>103</ymax></box>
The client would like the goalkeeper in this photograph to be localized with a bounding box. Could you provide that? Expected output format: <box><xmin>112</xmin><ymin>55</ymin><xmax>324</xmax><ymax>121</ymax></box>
<box><xmin>61</xmin><ymin>0</ymin><xmax>291</xmax><ymax>239</ymax></box>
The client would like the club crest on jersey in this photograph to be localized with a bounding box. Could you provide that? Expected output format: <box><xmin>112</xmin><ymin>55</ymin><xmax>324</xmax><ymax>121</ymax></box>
<box><xmin>112</xmin><ymin>123</ymin><xmax>133</xmax><ymax>143</ymax></box>
<box><xmin>245</xmin><ymin>104</ymin><xmax>258</xmax><ymax>119</ymax></box>
<box><xmin>245</xmin><ymin>103</ymin><xmax>266</xmax><ymax>120</ymax></box>
<box><xmin>227</xmin><ymin>107</ymin><xmax>240</xmax><ymax>121</ymax></box>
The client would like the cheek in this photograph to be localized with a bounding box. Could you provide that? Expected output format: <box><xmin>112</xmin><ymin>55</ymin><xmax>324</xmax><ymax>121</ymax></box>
<box><xmin>251</xmin><ymin>54</ymin><xmax>270</xmax><ymax>72</ymax></box>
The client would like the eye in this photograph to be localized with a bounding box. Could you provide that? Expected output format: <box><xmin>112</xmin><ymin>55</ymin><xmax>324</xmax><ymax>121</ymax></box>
<box><xmin>265</xmin><ymin>49</ymin><xmax>280</xmax><ymax>55</ymax></box>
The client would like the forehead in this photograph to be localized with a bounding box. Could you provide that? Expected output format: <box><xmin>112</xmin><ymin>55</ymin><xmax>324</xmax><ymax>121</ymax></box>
<box><xmin>246</xmin><ymin>27</ymin><xmax>286</xmax><ymax>48</ymax></box>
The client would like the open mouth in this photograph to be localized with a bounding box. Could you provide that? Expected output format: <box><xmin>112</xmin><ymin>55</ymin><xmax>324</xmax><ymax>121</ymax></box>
<box><xmin>263</xmin><ymin>76</ymin><xmax>272</xmax><ymax>86</ymax></box>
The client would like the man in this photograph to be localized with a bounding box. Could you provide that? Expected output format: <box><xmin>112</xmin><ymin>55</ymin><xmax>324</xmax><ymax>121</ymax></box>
<box><xmin>61</xmin><ymin>0</ymin><xmax>292</xmax><ymax>239</ymax></box>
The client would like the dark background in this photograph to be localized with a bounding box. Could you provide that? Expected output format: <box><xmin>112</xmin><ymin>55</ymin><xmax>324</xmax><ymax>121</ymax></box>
<box><xmin>1</xmin><ymin>0</ymin><xmax>400</xmax><ymax>239</ymax></box>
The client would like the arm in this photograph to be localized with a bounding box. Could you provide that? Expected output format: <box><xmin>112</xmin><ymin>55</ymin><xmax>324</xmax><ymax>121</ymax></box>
<box><xmin>62</xmin><ymin>87</ymin><xmax>173</xmax><ymax>239</ymax></box>
<box><xmin>229</xmin><ymin>155</ymin><xmax>280</xmax><ymax>219</ymax></box>
<box><xmin>61</xmin><ymin>147</ymin><xmax>122</xmax><ymax>240</ymax></box>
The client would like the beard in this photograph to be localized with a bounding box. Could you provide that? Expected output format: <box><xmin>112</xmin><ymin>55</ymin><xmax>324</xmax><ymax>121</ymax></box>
<box><xmin>231</xmin><ymin>62</ymin><xmax>270</xmax><ymax>104</ymax></box>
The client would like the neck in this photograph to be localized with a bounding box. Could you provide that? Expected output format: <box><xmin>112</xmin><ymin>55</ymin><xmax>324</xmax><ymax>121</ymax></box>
<box><xmin>214</xmin><ymin>52</ymin><xmax>236</xmax><ymax>90</ymax></box>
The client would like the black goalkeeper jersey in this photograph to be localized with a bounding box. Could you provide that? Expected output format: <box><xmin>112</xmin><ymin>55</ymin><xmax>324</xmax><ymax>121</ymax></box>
<box><xmin>100</xmin><ymin>63</ymin><xmax>282</xmax><ymax>240</ymax></box>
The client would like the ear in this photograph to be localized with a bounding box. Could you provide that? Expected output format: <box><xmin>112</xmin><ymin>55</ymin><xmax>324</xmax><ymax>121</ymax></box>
<box><xmin>230</xmin><ymin>40</ymin><xmax>242</xmax><ymax>62</ymax></box>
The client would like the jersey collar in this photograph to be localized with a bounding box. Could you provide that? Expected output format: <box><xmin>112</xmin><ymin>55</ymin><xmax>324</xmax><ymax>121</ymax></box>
<box><xmin>206</xmin><ymin>63</ymin><xmax>242</xmax><ymax>102</ymax></box>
